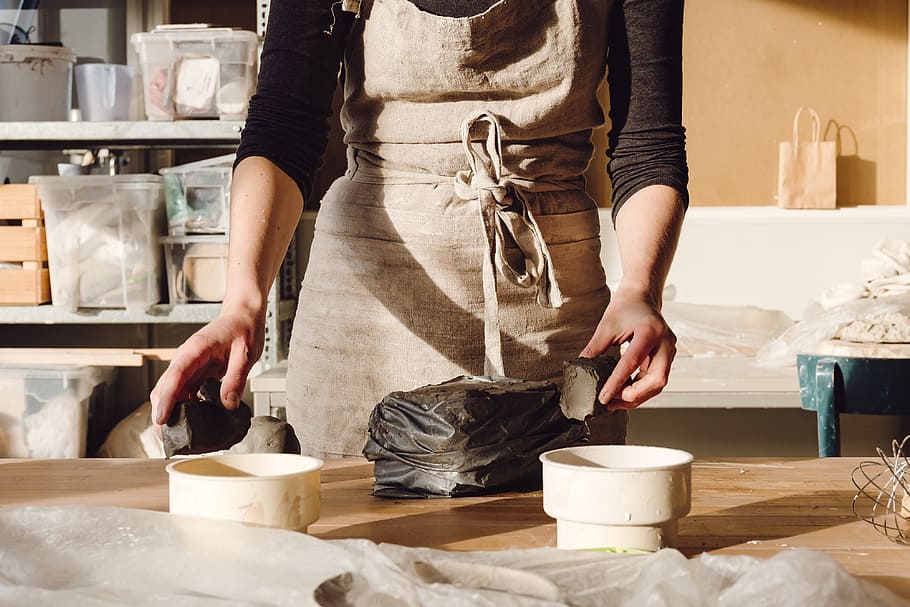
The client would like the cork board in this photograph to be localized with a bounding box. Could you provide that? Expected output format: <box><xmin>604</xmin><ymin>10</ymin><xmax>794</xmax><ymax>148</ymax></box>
<box><xmin>587</xmin><ymin>0</ymin><xmax>908</xmax><ymax>208</ymax></box>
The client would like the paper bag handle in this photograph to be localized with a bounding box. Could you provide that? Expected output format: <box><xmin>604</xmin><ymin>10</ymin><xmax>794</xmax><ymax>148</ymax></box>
<box><xmin>792</xmin><ymin>106</ymin><xmax>821</xmax><ymax>147</ymax></box>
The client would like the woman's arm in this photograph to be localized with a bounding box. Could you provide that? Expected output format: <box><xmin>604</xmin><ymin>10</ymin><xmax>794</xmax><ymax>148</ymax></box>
<box><xmin>605</xmin><ymin>0</ymin><xmax>688</xmax><ymax>220</ymax></box>
<box><xmin>235</xmin><ymin>0</ymin><xmax>354</xmax><ymax>201</ymax></box>
<box><xmin>581</xmin><ymin>0</ymin><xmax>688</xmax><ymax>409</ymax></box>
<box><xmin>151</xmin><ymin>159</ymin><xmax>303</xmax><ymax>425</ymax></box>
<box><xmin>150</xmin><ymin>0</ymin><xmax>353</xmax><ymax>425</ymax></box>
<box><xmin>581</xmin><ymin>184</ymin><xmax>684</xmax><ymax>408</ymax></box>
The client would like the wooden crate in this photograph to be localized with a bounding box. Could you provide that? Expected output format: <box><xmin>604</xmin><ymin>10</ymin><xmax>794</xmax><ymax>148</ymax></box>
<box><xmin>0</xmin><ymin>185</ymin><xmax>50</xmax><ymax>305</ymax></box>
<box><xmin>0</xmin><ymin>222</ymin><xmax>47</xmax><ymax>262</ymax></box>
<box><xmin>0</xmin><ymin>184</ymin><xmax>42</xmax><ymax>220</ymax></box>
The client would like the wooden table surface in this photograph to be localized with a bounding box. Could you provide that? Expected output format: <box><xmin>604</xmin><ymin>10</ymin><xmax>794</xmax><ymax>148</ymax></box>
<box><xmin>1</xmin><ymin>457</ymin><xmax>908</xmax><ymax>600</ymax></box>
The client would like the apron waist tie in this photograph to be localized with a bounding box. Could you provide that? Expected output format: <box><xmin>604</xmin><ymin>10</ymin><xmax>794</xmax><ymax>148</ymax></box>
<box><xmin>453</xmin><ymin>110</ymin><xmax>574</xmax><ymax>376</ymax></box>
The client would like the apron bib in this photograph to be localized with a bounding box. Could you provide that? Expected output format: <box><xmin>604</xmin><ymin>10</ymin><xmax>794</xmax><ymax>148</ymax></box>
<box><xmin>287</xmin><ymin>0</ymin><xmax>627</xmax><ymax>456</ymax></box>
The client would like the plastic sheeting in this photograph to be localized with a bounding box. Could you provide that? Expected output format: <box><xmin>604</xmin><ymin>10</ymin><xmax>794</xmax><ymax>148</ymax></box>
<box><xmin>663</xmin><ymin>302</ymin><xmax>793</xmax><ymax>358</ymax></box>
<box><xmin>757</xmin><ymin>293</ymin><xmax>910</xmax><ymax>367</ymax></box>
<box><xmin>1</xmin><ymin>506</ymin><xmax>907</xmax><ymax>607</ymax></box>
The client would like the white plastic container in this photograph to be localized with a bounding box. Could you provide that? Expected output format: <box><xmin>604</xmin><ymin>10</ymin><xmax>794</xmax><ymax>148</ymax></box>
<box><xmin>0</xmin><ymin>365</ymin><xmax>116</xmax><ymax>458</ymax></box>
<box><xmin>160</xmin><ymin>154</ymin><xmax>233</xmax><ymax>234</ymax></box>
<box><xmin>540</xmin><ymin>445</ymin><xmax>693</xmax><ymax>552</ymax></box>
<box><xmin>29</xmin><ymin>175</ymin><xmax>164</xmax><ymax>311</ymax></box>
<box><xmin>0</xmin><ymin>44</ymin><xmax>76</xmax><ymax>121</ymax></box>
<box><xmin>75</xmin><ymin>64</ymin><xmax>134</xmax><ymax>121</ymax></box>
<box><xmin>130</xmin><ymin>26</ymin><xmax>258</xmax><ymax>121</ymax></box>
<box><xmin>162</xmin><ymin>235</ymin><xmax>228</xmax><ymax>303</ymax></box>
<box><xmin>167</xmin><ymin>453</ymin><xmax>323</xmax><ymax>531</ymax></box>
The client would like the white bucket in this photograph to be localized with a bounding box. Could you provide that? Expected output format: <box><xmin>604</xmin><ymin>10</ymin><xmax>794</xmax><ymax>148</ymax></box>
<box><xmin>167</xmin><ymin>453</ymin><xmax>324</xmax><ymax>532</ymax></box>
<box><xmin>75</xmin><ymin>64</ymin><xmax>134</xmax><ymax>121</ymax></box>
<box><xmin>0</xmin><ymin>44</ymin><xmax>76</xmax><ymax>121</ymax></box>
<box><xmin>540</xmin><ymin>445</ymin><xmax>693</xmax><ymax>552</ymax></box>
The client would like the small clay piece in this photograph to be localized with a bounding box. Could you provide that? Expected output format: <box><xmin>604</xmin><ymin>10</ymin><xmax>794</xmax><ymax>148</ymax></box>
<box><xmin>162</xmin><ymin>378</ymin><xmax>252</xmax><ymax>458</ymax></box>
<box><xmin>559</xmin><ymin>354</ymin><xmax>620</xmax><ymax>421</ymax></box>
<box><xmin>228</xmin><ymin>416</ymin><xmax>301</xmax><ymax>455</ymax></box>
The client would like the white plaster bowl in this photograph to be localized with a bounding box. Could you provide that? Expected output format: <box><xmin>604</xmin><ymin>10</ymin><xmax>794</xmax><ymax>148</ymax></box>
<box><xmin>540</xmin><ymin>445</ymin><xmax>693</xmax><ymax>552</ymax></box>
<box><xmin>167</xmin><ymin>453</ymin><xmax>323</xmax><ymax>532</ymax></box>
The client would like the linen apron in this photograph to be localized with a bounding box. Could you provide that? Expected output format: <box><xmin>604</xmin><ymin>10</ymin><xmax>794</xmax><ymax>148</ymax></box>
<box><xmin>287</xmin><ymin>0</ymin><xmax>627</xmax><ymax>457</ymax></box>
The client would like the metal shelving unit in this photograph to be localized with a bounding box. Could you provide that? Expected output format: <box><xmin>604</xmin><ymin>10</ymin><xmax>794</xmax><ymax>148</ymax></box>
<box><xmin>0</xmin><ymin>123</ymin><xmax>298</xmax><ymax>366</ymax></box>
<box><xmin>0</xmin><ymin>119</ymin><xmax>245</xmax><ymax>326</ymax></box>
<box><xmin>0</xmin><ymin>1</ymin><xmax>298</xmax><ymax>369</ymax></box>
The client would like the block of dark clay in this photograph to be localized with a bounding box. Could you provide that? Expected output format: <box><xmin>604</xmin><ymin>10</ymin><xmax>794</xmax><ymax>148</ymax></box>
<box><xmin>163</xmin><ymin>378</ymin><xmax>253</xmax><ymax>458</ymax></box>
<box><xmin>559</xmin><ymin>354</ymin><xmax>620</xmax><ymax>421</ymax></box>
<box><xmin>228</xmin><ymin>416</ymin><xmax>301</xmax><ymax>455</ymax></box>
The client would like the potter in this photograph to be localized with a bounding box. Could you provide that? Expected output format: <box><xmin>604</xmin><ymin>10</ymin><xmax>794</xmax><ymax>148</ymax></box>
<box><xmin>149</xmin><ymin>0</ymin><xmax>688</xmax><ymax>459</ymax></box>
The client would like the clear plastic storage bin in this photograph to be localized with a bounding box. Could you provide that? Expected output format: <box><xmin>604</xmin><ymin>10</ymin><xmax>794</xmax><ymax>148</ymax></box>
<box><xmin>130</xmin><ymin>25</ymin><xmax>258</xmax><ymax>121</ymax></box>
<box><xmin>29</xmin><ymin>175</ymin><xmax>164</xmax><ymax>311</ymax></box>
<box><xmin>160</xmin><ymin>154</ymin><xmax>233</xmax><ymax>234</ymax></box>
<box><xmin>0</xmin><ymin>365</ymin><xmax>116</xmax><ymax>458</ymax></box>
<box><xmin>162</xmin><ymin>235</ymin><xmax>228</xmax><ymax>303</ymax></box>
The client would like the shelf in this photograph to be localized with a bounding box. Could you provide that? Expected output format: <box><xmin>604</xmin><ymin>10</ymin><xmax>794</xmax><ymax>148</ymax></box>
<box><xmin>0</xmin><ymin>303</ymin><xmax>222</xmax><ymax>324</ymax></box>
<box><xmin>0</xmin><ymin>347</ymin><xmax>176</xmax><ymax>367</ymax></box>
<box><xmin>0</xmin><ymin>121</ymin><xmax>243</xmax><ymax>150</ymax></box>
<box><xmin>0</xmin><ymin>299</ymin><xmax>296</xmax><ymax>325</ymax></box>
<box><xmin>647</xmin><ymin>357</ymin><xmax>801</xmax><ymax>409</ymax></box>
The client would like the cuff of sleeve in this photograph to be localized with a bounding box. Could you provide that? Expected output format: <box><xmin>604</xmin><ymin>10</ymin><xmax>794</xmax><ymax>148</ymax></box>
<box><xmin>610</xmin><ymin>176</ymin><xmax>689</xmax><ymax>227</ymax></box>
<box><xmin>233</xmin><ymin>151</ymin><xmax>314</xmax><ymax>205</ymax></box>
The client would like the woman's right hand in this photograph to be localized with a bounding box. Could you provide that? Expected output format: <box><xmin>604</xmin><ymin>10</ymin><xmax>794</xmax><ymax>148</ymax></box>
<box><xmin>150</xmin><ymin>305</ymin><xmax>265</xmax><ymax>427</ymax></box>
<box><xmin>152</xmin><ymin>156</ymin><xmax>305</xmax><ymax>427</ymax></box>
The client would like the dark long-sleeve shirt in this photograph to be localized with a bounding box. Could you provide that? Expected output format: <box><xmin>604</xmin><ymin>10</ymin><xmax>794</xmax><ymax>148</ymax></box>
<box><xmin>235</xmin><ymin>0</ymin><xmax>689</xmax><ymax>221</ymax></box>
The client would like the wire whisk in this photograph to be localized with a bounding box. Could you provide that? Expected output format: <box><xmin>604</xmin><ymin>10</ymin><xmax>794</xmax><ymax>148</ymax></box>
<box><xmin>852</xmin><ymin>435</ymin><xmax>910</xmax><ymax>545</ymax></box>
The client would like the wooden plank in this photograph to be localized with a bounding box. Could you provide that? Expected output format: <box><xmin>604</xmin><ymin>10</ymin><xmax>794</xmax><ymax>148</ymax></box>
<box><xmin>0</xmin><ymin>348</ymin><xmax>144</xmax><ymax>367</ymax></box>
<box><xmin>0</xmin><ymin>347</ymin><xmax>178</xmax><ymax>366</ymax></box>
<box><xmin>0</xmin><ymin>226</ymin><xmax>48</xmax><ymax>262</ymax></box>
<box><xmin>0</xmin><ymin>268</ymin><xmax>50</xmax><ymax>305</ymax></box>
<box><xmin>0</xmin><ymin>184</ymin><xmax>41</xmax><ymax>220</ymax></box>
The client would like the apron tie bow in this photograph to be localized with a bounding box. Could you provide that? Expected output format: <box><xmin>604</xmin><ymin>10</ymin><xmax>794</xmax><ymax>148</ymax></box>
<box><xmin>454</xmin><ymin>110</ymin><xmax>565</xmax><ymax>375</ymax></box>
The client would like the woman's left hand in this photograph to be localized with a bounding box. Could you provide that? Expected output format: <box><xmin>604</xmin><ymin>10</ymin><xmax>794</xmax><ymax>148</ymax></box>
<box><xmin>579</xmin><ymin>287</ymin><xmax>677</xmax><ymax>411</ymax></box>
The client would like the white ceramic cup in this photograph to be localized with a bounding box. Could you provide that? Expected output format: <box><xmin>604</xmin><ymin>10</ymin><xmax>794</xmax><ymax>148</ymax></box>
<box><xmin>540</xmin><ymin>445</ymin><xmax>693</xmax><ymax>552</ymax></box>
<box><xmin>167</xmin><ymin>453</ymin><xmax>324</xmax><ymax>532</ymax></box>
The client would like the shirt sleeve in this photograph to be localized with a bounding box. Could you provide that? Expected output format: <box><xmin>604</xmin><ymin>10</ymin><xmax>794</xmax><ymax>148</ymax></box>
<box><xmin>233</xmin><ymin>0</ymin><xmax>354</xmax><ymax>202</ymax></box>
<box><xmin>606</xmin><ymin>0</ymin><xmax>689</xmax><ymax>224</ymax></box>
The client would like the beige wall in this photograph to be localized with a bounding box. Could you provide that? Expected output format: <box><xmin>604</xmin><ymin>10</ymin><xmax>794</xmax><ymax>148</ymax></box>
<box><xmin>587</xmin><ymin>0</ymin><xmax>908</xmax><ymax>208</ymax></box>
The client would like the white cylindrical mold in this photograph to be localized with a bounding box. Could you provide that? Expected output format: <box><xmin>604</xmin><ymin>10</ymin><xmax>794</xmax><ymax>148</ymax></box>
<box><xmin>540</xmin><ymin>445</ymin><xmax>693</xmax><ymax>552</ymax></box>
<box><xmin>167</xmin><ymin>453</ymin><xmax>324</xmax><ymax>532</ymax></box>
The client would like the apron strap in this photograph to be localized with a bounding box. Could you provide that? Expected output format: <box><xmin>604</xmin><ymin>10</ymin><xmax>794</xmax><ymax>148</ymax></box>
<box><xmin>454</xmin><ymin>109</ymin><xmax>567</xmax><ymax>376</ymax></box>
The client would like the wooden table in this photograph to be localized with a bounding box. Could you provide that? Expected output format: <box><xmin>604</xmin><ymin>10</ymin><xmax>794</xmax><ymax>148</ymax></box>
<box><xmin>1</xmin><ymin>457</ymin><xmax>908</xmax><ymax>599</ymax></box>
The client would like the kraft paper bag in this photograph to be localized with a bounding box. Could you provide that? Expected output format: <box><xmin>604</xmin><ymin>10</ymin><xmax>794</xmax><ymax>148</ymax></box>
<box><xmin>778</xmin><ymin>107</ymin><xmax>837</xmax><ymax>209</ymax></box>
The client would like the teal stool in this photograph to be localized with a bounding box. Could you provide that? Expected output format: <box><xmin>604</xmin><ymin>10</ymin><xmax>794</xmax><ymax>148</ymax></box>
<box><xmin>797</xmin><ymin>354</ymin><xmax>910</xmax><ymax>457</ymax></box>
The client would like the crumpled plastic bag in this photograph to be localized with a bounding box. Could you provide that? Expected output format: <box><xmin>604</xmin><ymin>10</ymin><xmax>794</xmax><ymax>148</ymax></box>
<box><xmin>663</xmin><ymin>301</ymin><xmax>794</xmax><ymax>358</ymax></box>
<box><xmin>757</xmin><ymin>293</ymin><xmax>910</xmax><ymax>367</ymax></box>
<box><xmin>0</xmin><ymin>506</ymin><xmax>906</xmax><ymax>607</ymax></box>
<box><xmin>345</xmin><ymin>542</ymin><xmax>907</xmax><ymax>607</ymax></box>
<box><xmin>362</xmin><ymin>376</ymin><xmax>586</xmax><ymax>498</ymax></box>
<box><xmin>0</xmin><ymin>505</ymin><xmax>354</xmax><ymax>607</ymax></box>
<box><xmin>819</xmin><ymin>239</ymin><xmax>910</xmax><ymax>308</ymax></box>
